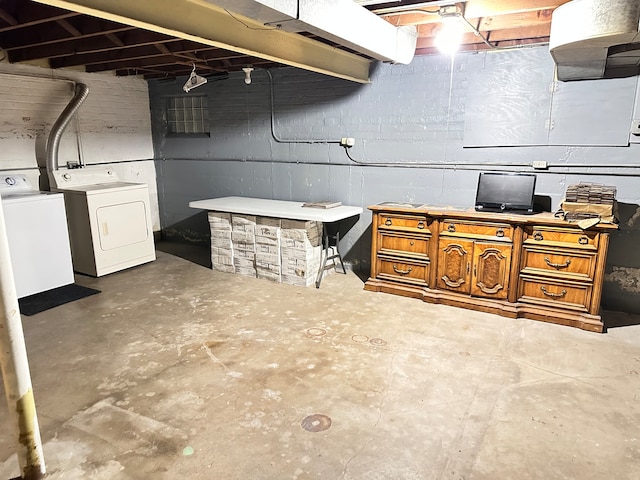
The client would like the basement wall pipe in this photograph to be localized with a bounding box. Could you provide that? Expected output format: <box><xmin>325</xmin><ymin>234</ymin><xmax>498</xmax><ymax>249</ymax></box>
<box><xmin>46</xmin><ymin>82</ymin><xmax>89</xmax><ymax>173</ymax></box>
<box><xmin>160</xmin><ymin>157</ymin><xmax>640</xmax><ymax>176</ymax></box>
<box><xmin>264</xmin><ymin>70</ymin><xmax>341</xmax><ymax>145</ymax></box>
<box><xmin>0</xmin><ymin>202</ymin><xmax>46</xmax><ymax>479</ymax></box>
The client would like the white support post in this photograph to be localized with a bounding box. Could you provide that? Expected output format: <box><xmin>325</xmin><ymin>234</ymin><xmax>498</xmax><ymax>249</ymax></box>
<box><xmin>0</xmin><ymin>201</ymin><xmax>46</xmax><ymax>479</ymax></box>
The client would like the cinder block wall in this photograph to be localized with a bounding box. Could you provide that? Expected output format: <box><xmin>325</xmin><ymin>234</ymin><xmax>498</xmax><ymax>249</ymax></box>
<box><xmin>149</xmin><ymin>46</ymin><xmax>640</xmax><ymax>314</ymax></box>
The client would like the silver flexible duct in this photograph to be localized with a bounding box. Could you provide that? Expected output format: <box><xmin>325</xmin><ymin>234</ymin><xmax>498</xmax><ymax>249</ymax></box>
<box><xmin>45</xmin><ymin>82</ymin><xmax>89</xmax><ymax>173</ymax></box>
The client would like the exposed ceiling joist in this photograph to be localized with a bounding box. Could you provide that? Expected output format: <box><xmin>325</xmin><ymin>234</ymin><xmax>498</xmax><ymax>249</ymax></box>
<box><xmin>0</xmin><ymin>1</ymin><xmax>575</xmax><ymax>81</ymax></box>
<box><xmin>33</xmin><ymin>0</ymin><xmax>373</xmax><ymax>83</ymax></box>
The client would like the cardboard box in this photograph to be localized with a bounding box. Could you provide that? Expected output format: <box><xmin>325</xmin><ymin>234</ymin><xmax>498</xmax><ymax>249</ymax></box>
<box><xmin>232</xmin><ymin>230</ymin><xmax>255</xmax><ymax>243</ymax></box>
<box><xmin>281</xmin><ymin>245</ymin><xmax>322</xmax><ymax>261</ymax></box>
<box><xmin>232</xmin><ymin>214</ymin><xmax>256</xmax><ymax>228</ymax></box>
<box><xmin>257</xmin><ymin>216</ymin><xmax>281</xmax><ymax>227</ymax></box>
<box><xmin>255</xmin><ymin>225</ymin><xmax>280</xmax><ymax>240</ymax></box>
<box><xmin>211</xmin><ymin>246</ymin><xmax>233</xmax><ymax>257</ymax></box>
<box><xmin>281</xmin><ymin>274</ymin><xmax>316</xmax><ymax>287</ymax></box>
<box><xmin>255</xmin><ymin>253</ymin><xmax>280</xmax><ymax>268</ymax></box>
<box><xmin>235</xmin><ymin>266</ymin><xmax>257</xmax><ymax>277</ymax></box>
<box><xmin>211</xmin><ymin>255</ymin><xmax>233</xmax><ymax>266</ymax></box>
<box><xmin>256</xmin><ymin>268</ymin><xmax>281</xmax><ymax>282</ymax></box>
<box><xmin>211</xmin><ymin>236</ymin><xmax>233</xmax><ymax>248</ymax></box>
<box><xmin>234</xmin><ymin>256</ymin><xmax>255</xmax><ymax>268</ymax></box>
<box><xmin>208</xmin><ymin>212</ymin><xmax>231</xmax><ymax>224</ymax></box>
<box><xmin>255</xmin><ymin>243</ymin><xmax>279</xmax><ymax>256</ymax></box>
<box><xmin>561</xmin><ymin>201</ymin><xmax>617</xmax><ymax>224</ymax></box>
<box><xmin>212</xmin><ymin>263</ymin><xmax>235</xmax><ymax>273</ymax></box>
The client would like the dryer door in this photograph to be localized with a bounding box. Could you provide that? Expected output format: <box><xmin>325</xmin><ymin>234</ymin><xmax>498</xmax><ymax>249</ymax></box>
<box><xmin>96</xmin><ymin>201</ymin><xmax>149</xmax><ymax>250</ymax></box>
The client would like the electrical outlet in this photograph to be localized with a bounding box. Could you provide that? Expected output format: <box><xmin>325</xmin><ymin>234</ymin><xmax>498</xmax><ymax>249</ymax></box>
<box><xmin>532</xmin><ymin>160</ymin><xmax>548</xmax><ymax>170</ymax></box>
<box><xmin>340</xmin><ymin>137</ymin><xmax>355</xmax><ymax>148</ymax></box>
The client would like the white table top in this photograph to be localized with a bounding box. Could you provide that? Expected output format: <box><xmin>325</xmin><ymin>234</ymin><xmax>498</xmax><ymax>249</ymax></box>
<box><xmin>189</xmin><ymin>196</ymin><xmax>363</xmax><ymax>222</ymax></box>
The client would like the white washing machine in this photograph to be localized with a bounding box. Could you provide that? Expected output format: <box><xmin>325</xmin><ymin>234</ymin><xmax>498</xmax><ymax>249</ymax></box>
<box><xmin>0</xmin><ymin>174</ymin><xmax>75</xmax><ymax>298</ymax></box>
<box><xmin>50</xmin><ymin>168</ymin><xmax>156</xmax><ymax>277</ymax></box>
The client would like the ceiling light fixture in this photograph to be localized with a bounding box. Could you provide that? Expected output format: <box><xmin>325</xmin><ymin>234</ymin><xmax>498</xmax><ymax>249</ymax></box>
<box><xmin>242</xmin><ymin>66</ymin><xmax>254</xmax><ymax>85</ymax></box>
<box><xmin>435</xmin><ymin>4</ymin><xmax>465</xmax><ymax>55</ymax></box>
<box><xmin>183</xmin><ymin>64</ymin><xmax>207</xmax><ymax>93</ymax></box>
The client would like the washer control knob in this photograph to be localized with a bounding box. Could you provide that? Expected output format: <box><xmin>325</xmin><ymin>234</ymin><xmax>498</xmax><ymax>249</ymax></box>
<box><xmin>63</xmin><ymin>173</ymin><xmax>71</xmax><ymax>180</ymax></box>
<box><xmin>5</xmin><ymin>176</ymin><xmax>16</xmax><ymax>185</ymax></box>
<box><xmin>107</xmin><ymin>170</ymin><xmax>113</xmax><ymax>175</ymax></box>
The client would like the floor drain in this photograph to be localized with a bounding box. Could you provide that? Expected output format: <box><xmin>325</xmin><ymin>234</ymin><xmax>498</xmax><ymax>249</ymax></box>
<box><xmin>301</xmin><ymin>414</ymin><xmax>332</xmax><ymax>432</ymax></box>
<box><xmin>305</xmin><ymin>327</ymin><xmax>327</xmax><ymax>337</ymax></box>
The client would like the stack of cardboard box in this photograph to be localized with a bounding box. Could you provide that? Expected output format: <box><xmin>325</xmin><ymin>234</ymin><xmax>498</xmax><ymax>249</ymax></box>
<box><xmin>280</xmin><ymin>219</ymin><xmax>323</xmax><ymax>287</ymax></box>
<box><xmin>208</xmin><ymin>212</ymin><xmax>234</xmax><ymax>273</ymax></box>
<box><xmin>231</xmin><ymin>214</ymin><xmax>256</xmax><ymax>277</ymax></box>
<box><xmin>255</xmin><ymin>217</ymin><xmax>282</xmax><ymax>282</ymax></box>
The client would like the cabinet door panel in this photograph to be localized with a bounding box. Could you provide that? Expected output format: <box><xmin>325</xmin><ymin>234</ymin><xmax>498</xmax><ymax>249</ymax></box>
<box><xmin>471</xmin><ymin>243</ymin><xmax>512</xmax><ymax>299</ymax></box>
<box><xmin>437</xmin><ymin>239</ymin><xmax>473</xmax><ymax>293</ymax></box>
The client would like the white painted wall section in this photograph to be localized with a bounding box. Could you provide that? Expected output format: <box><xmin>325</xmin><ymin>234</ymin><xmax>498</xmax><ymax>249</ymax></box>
<box><xmin>0</xmin><ymin>63</ymin><xmax>159</xmax><ymax>231</ymax></box>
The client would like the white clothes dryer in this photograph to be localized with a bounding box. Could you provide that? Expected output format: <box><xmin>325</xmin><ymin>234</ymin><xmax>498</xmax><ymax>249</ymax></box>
<box><xmin>0</xmin><ymin>174</ymin><xmax>74</xmax><ymax>298</ymax></box>
<box><xmin>50</xmin><ymin>168</ymin><xmax>155</xmax><ymax>277</ymax></box>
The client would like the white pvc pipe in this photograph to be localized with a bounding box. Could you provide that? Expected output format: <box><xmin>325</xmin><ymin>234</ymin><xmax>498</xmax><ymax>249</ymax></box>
<box><xmin>0</xmin><ymin>201</ymin><xmax>46</xmax><ymax>479</ymax></box>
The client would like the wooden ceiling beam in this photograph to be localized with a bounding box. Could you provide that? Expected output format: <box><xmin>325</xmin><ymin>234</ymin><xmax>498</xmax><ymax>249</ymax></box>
<box><xmin>105</xmin><ymin>32</ymin><xmax>125</xmax><ymax>47</ymax></box>
<box><xmin>33</xmin><ymin>0</ymin><xmax>372</xmax><ymax>83</ymax></box>
<box><xmin>51</xmin><ymin>41</ymin><xmax>249</xmax><ymax>70</ymax></box>
<box><xmin>56</xmin><ymin>18</ymin><xmax>81</xmax><ymax>36</ymax></box>
<box><xmin>415</xmin><ymin>24</ymin><xmax>551</xmax><ymax>50</ymax></box>
<box><xmin>382</xmin><ymin>0</ymin><xmax>569</xmax><ymax>27</ymax></box>
<box><xmin>8</xmin><ymin>30</ymin><xmax>177</xmax><ymax>62</ymax></box>
<box><xmin>0</xmin><ymin>11</ymin><xmax>78</xmax><ymax>32</ymax></box>
<box><xmin>463</xmin><ymin>0</ymin><xmax>570</xmax><ymax>17</ymax></box>
<box><xmin>0</xmin><ymin>8</ymin><xmax>18</xmax><ymax>25</ymax></box>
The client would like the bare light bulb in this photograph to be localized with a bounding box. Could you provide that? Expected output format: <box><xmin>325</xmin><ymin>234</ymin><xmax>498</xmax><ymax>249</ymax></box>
<box><xmin>435</xmin><ymin>17</ymin><xmax>464</xmax><ymax>55</ymax></box>
<box><xmin>242</xmin><ymin>67</ymin><xmax>254</xmax><ymax>85</ymax></box>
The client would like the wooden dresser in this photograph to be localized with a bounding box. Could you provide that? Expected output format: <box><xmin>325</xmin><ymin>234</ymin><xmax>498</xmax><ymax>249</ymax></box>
<box><xmin>364</xmin><ymin>203</ymin><xmax>617</xmax><ymax>332</ymax></box>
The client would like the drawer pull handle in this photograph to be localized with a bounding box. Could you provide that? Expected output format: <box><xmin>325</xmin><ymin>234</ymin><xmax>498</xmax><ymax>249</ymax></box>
<box><xmin>410</xmin><ymin>241</ymin><xmax>415</xmax><ymax>246</ymax></box>
<box><xmin>496</xmin><ymin>228</ymin><xmax>505</xmax><ymax>238</ymax></box>
<box><xmin>540</xmin><ymin>286</ymin><xmax>567</xmax><ymax>298</ymax></box>
<box><xmin>447</xmin><ymin>224</ymin><xmax>456</xmax><ymax>233</ymax></box>
<box><xmin>544</xmin><ymin>257</ymin><xmax>571</xmax><ymax>269</ymax></box>
<box><xmin>578</xmin><ymin>236</ymin><xmax>589</xmax><ymax>245</ymax></box>
<box><xmin>533</xmin><ymin>231</ymin><xmax>544</xmax><ymax>241</ymax></box>
<box><xmin>417</xmin><ymin>221</ymin><xmax>426</xmax><ymax>230</ymax></box>
<box><xmin>384</xmin><ymin>218</ymin><xmax>392</xmax><ymax>226</ymax></box>
<box><xmin>393</xmin><ymin>265</ymin><xmax>413</xmax><ymax>275</ymax></box>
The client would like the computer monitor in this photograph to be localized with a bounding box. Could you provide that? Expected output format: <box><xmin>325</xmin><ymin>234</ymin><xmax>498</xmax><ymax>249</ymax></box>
<box><xmin>474</xmin><ymin>172</ymin><xmax>537</xmax><ymax>213</ymax></box>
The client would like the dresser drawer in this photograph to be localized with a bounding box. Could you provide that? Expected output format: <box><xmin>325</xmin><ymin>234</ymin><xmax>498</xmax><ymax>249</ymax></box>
<box><xmin>378</xmin><ymin>213</ymin><xmax>429</xmax><ymax>232</ymax></box>
<box><xmin>376</xmin><ymin>255</ymin><xmax>429</xmax><ymax>286</ymax></box>
<box><xmin>521</xmin><ymin>245</ymin><xmax>596</xmax><ymax>280</ymax></box>
<box><xmin>518</xmin><ymin>275</ymin><xmax>592</xmax><ymax>312</ymax></box>
<box><xmin>378</xmin><ymin>231</ymin><xmax>429</xmax><ymax>258</ymax></box>
<box><xmin>523</xmin><ymin>226</ymin><xmax>598</xmax><ymax>249</ymax></box>
<box><xmin>441</xmin><ymin>219</ymin><xmax>513</xmax><ymax>241</ymax></box>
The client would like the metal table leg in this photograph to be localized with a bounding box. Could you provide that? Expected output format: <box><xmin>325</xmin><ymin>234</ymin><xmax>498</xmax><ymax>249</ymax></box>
<box><xmin>315</xmin><ymin>223</ymin><xmax>347</xmax><ymax>288</ymax></box>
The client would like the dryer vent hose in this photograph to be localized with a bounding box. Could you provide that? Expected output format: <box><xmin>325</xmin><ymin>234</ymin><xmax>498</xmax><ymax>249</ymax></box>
<box><xmin>46</xmin><ymin>82</ymin><xmax>89</xmax><ymax>173</ymax></box>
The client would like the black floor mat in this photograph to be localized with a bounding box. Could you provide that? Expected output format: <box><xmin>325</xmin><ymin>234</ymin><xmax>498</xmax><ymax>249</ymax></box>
<box><xmin>18</xmin><ymin>284</ymin><xmax>101</xmax><ymax>316</ymax></box>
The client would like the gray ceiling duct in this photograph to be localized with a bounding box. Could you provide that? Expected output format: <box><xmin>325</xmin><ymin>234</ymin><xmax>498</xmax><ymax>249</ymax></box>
<box><xmin>549</xmin><ymin>0</ymin><xmax>640</xmax><ymax>81</ymax></box>
<box><xmin>207</xmin><ymin>0</ymin><xmax>417</xmax><ymax>65</ymax></box>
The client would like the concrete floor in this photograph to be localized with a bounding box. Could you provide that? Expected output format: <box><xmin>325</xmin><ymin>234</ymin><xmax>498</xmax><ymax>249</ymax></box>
<box><xmin>2</xmin><ymin>246</ymin><xmax>640</xmax><ymax>479</ymax></box>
